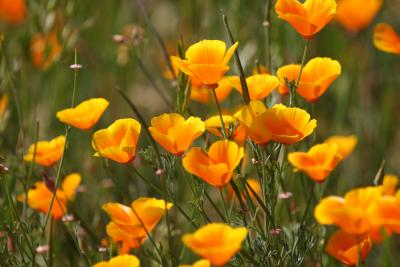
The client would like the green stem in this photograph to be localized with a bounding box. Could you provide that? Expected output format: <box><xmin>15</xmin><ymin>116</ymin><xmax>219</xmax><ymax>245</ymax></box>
<box><xmin>264</xmin><ymin>0</ymin><xmax>272</xmax><ymax>71</ymax></box>
<box><xmin>211</xmin><ymin>89</ymin><xmax>227</xmax><ymax>139</ymax></box>
<box><xmin>222</xmin><ymin>13</ymin><xmax>250</xmax><ymax>104</ymax></box>
<box><xmin>43</xmin><ymin>49</ymin><xmax>80</xmax><ymax>231</ymax></box>
<box><xmin>290</xmin><ymin>39</ymin><xmax>309</xmax><ymax>107</ymax></box>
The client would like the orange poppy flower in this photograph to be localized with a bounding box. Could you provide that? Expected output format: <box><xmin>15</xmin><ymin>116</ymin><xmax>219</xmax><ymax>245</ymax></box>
<box><xmin>249</xmin><ymin>104</ymin><xmax>317</xmax><ymax>145</ymax></box>
<box><xmin>326</xmin><ymin>230</ymin><xmax>372</xmax><ymax>266</ymax></box>
<box><xmin>56</xmin><ymin>98</ymin><xmax>109</xmax><ymax>130</ymax></box>
<box><xmin>276</xmin><ymin>58</ymin><xmax>341</xmax><ymax>102</ymax></box>
<box><xmin>230</xmin><ymin>74</ymin><xmax>280</xmax><ymax>100</ymax></box>
<box><xmin>190</xmin><ymin>76</ymin><xmax>234</xmax><ymax>104</ymax></box>
<box><xmin>24</xmin><ymin>135</ymin><xmax>65</xmax><ymax>167</ymax></box>
<box><xmin>19</xmin><ymin>173</ymin><xmax>81</xmax><ymax>220</ymax></box>
<box><xmin>288</xmin><ymin>144</ymin><xmax>341</xmax><ymax>182</ymax></box>
<box><xmin>92</xmin><ymin>118</ymin><xmax>141</xmax><ymax>164</ymax></box>
<box><xmin>314</xmin><ymin>187</ymin><xmax>381</xmax><ymax>234</ymax></box>
<box><xmin>324</xmin><ymin>135</ymin><xmax>357</xmax><ymax>159</ymax></box>
<box><xmin>149</xmin><ymin>113</ymin><xmax>205</xmax><ymax>156</ymax></box>
<box><xmin>179</xmin><ymin>259</ymin><xmax>210</xmax><ymax>267</ymax></box>
<box><xmin>205</xmin><ymin>115</ymin><xmax>247</xmax><ymax>144</ymax></box>
<box><xmin>93</xmin><ymin>254</ymin><xmax>140</xmax><ymax>267</ymax></box>
<box><xmin>182</xmin><ymin>223</ymin><xmax>248</xmax><ymax>266</ymax></box>
<box><xmin>30</xmin><ymin>30</ymin><xmax>62</xmax><ymax>70</ymax></box>
<box><xmin>182</xmin><ymin>140</ymin><xmax>244</xmax><ymax>187</ymax></box>
<box><xmin>373</xmin><ymin>23</ymin><xmax>400</xmax><ymax>55</ymax></box>
<box><xmin>171</xmin><ymin>40</ymin><xmax>238</xmax><ymax>87</ymax></box>
<box><xmin>275</xmin><ymin>0</ymin><xmax>337</xmax><ymax>39</ymax></box>
<box><xmin>276</xmin><ymin>64</ymin><xmax>300</xmax><ymax>95</ymax></box>
<box><xmin>234</xmin><ymin>100</ymin><xmax>267</xmax><ymax>129</ymax></box>
<box><xmin>103</xmin><ymin>198</ymin><xmax>173</xmax><ymax>254</ymax></box>
<box><xmin>0</xmin><ymin>0</ymin><xmax>26</xmax><ymax>24</ymax></box>
<box><xmin>336</xmin><ymin>0</ymin><xmax>382</xmax><ymax>32</ymax></box>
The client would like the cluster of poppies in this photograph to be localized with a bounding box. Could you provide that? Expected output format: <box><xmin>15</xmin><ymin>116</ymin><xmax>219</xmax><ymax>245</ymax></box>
<box><xmin>3</xmin><ymin>0</ymin><xmax>399</xmax><ymax>266</ymax></box>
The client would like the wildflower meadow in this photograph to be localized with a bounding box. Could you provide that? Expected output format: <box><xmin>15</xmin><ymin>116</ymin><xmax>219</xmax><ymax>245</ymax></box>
<box><xmin>1</xmin><ymin>0</ymin><xmax>400</xmax><ymax>266</ymax></box>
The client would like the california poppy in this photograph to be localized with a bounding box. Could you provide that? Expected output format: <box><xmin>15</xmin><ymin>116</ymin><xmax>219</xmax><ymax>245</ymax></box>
<box><xmin>249</xmin><ymin>104</ymin><xmax>317</xmax><ymax>145</ymax></box>
<box><xmin>326</xmin><ymin>230</ymin><xmax>372</xmax><ymax>266</ymax></box>
<box><xmin>288</xmin><ymin>144</ymin><xmax>341</xmax><ymax>182</ymax></box>
<box><xmin>205</xmin><ymin>115</ymin><xmax>247</xmax><ymax>144</ymax></box>
<box><xmin>0</xmin><ymin>0</ymin><xmax>26</xmax><ymax>24</ymax></box>
<box><xmin>373</xmin><ymin>23</ymin><xmax>400</xmax><ymax>55</ymax></box>
<box><xmin>324</xmin><ymin>135</ymin><xmax>357</xmax><ymax>159</ymax></box>
<box><xmin>30</xmin><ymin>30</ymin><xmax>62</xmax><ymax>70</ymax></box>
<box><xmin>149</xmin><ymin>113</ymin><xmax>205</xmax><ymax>156</ymax></box>
<box><xmin>179</xmin><ymin>259</ymin><xmax>210</xmax><ymax>267</ymax></box>
<box><xmin>24</xmin><ymin>135</ymin><xmax>65</xmax><ymax>167</ymax></box>
<box><xmin>231</xmin><ymin>74</ymin><xmax>280</xmax><ymax>101</ymax></box>
<box><xmin>234</xmin><ymin>100</ymin><xmax>267</xmax><ymax>129</ymax></box>
<box><xmin>336</xmin><ymin>0</ymin><xmax>382</xmax><ymax>32</ymax></box>
<box><xmin>19</xmin><ymin>173</ymin><xmax>81</xmax><ymax>220</ymax></box>
<box><xmin>103</xmin><ymin>198</ymin><xmax>173</xmax><ymax>254</ymax></box>
<box><xmin>182</xmin><ymin>223</ymin><xmax>248</xmax><ymax>266</ymax></box>
<box><xmin>314</xmin><ymin>186</ymin><xmax>381</xmax><ymax>234</ymax></box>
<box><xmin>190</xmin><ymin>76</ymin><xmax>234</xmax><ymax>104</ymax></box>
<box><xmin>92</xmin><ymin>118</ymin><xmax>141</xmax><ymax>164</ymax></box>
<box><xmin>171</xmin><ymin>40</ymin><xmax>238</xmax><ymax>87</ymax></box>
<box><xmin>276</xmin><ymin>64</ymin><xmax>300</xmax><ymax>95</ymax></box>
<box><xmin>276</xmin><ymin>58</ymin><xmax>341</xmax><ymax>102</ymax></box>
<box><xmin>56</xmin><ymin>98</ymin><xmax>109</xmax><ymax>130</ymax></box>
<box><xmin>182</xmin><ymin>140</ymin><xmax>244</xmax><ymax>187</ymax></box>
<box><xmin>93</xmin><ymin>254</ymin><xmax>140</xmax><ymax>267</ymax></box>
<box><xmin>275</xmin><ymin>0</ymin><xmax>337</xmax><ymax>39</ymax></box>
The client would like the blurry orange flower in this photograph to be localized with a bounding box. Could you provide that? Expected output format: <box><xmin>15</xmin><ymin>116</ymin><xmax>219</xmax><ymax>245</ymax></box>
<box><xmin>336</xmin><ymin>0</ymin><xmax>382</xmax><ymax>32</ymax></box>
<box><xmin>93</xmin><ymin>254</ymin><xmax>140</xmax><ymax>267</ymax></box>
<box><xmin>24</xmin><ymin>135</ymin><xmax>65</xmax><ymax>167</ymax></box>
<box><xmin>326</xmin><ymin>230</ymin><xmax>372</xmax><ymax>266</ymax></box>
<box><xmin>19</xmin><ymin>173</ymin><xmax>81</xmax><ymax>220</ymax></box>
<box><xmin>0</xmin><ymin>94</ymin><xmax>9</xmax><ymax>117</ymax></box>
<box><xmin>92</xmin><ymin>118</ymin><xmax>141</xmax><ymax>164</ymax></box>
<box><xmin>324</xmin><ymin>135</ymin><xmax>357</xmax><ymax>159</ymax></box>
<box><xmin>103</xmin><ymin>198</ymin><xmax>173</xmax><ymax>254</ymax></box>
<box><xmin>56</xmin><ymin>98</ymin><xmax>109</xmax><ymax>130</ymax></box>
<box><xmin>234</xmin><ymin>100</ymin><xmax>267</xmax><ymax>129</ymax></box>
<box><xmin>182</xmin><ymin>140</ymin><xmax>244</xmax><ymax>187</ymax></box>
<box><xmin>149</xmin><ymin>113</ymin><xmax>205</xmax><ymax>156</ymax></box>
<box><xmin>380</xmin><ymin>174</ymin><xmax>399</xmax><ymax>196</ymax></box>
<box><xmin>249</xmin><ymin>104</ymin><xmax>317</xmax><ymax>145</ymax></box>
<box><xmin>205</xmin><ymin>115</ymin><xmax>247</xmax><ymax>144</ymax></box>
<box><xmin>275</xmin><ymin>0</ymin><xmax>337</xmax><ymax>39</ymax></box>
<box><xmin>288</xmin><ymin>144</ymin><xmax>341</xmax><ymax>182</ymax></box>
<box><xmin>171</xmin><ymin>40</ymin><xmax>238</xmax><ymax>87</ymax></box>
<box><xmin>373</xmin><ymin>23</ymin><xmax>400</xmax><ymax>55</ymax></box>
<box><xmin>182</xmin><ymin>223</ymin><xmax>248</xmax><ymax>266</ymax></box>
<box><xmin>30</xmin><ymin>30</ymin><xmax>62</xmax><ymax>70</ymax></box>
<box><xmin>314</xmin><ymin>187</ymin><xmax>381</xmax><ymax>234</ymax></box>
<box><xmin>179</xmin><ymin>259</ymin><xmax>210</xmax><ymax>267</ymax></box>
<box><xmin>252</xmin><ymin>64</ymin><xmax>269</xmax><ymax>75</ymax></box>
<box><xmin>228</xmin><ymin>178</ymin><xmax>262</xmax><ymax>201</ymax></box>
<box><xmin>0</xmin><ymin>0</ymin><xmax>26</xmax><ymax>24</ymax></box>
<box><xmin>276</xmin><ymin>58</ymin><xmax>341</xmax><ymax>102</ymax></box>
<box><xmin>190</xmin><ymin>76</ymin><xmax>234</xmax><ymax>104</ymax></box>
<box><xmin>231</xmin><ymin>74</ymin><xmax>280</xmax><ymax>100</ymax></box>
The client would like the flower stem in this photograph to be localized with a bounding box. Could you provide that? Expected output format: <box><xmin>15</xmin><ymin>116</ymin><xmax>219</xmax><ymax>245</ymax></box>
<box><xmin>222</xmin><ymin>13</ymin><xmax>250</xmax><ymax>104</ymax></box>
<box><xmin>290</xmin><ymin>39</ymin><xmax>309</xmax><ymax>107</ymax></box>
<box><xmin>211</xmin><ymin>89</ymin><xmax>227</xmax><ymax>139</ymax></box>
